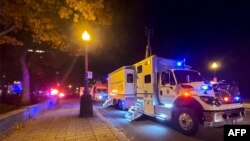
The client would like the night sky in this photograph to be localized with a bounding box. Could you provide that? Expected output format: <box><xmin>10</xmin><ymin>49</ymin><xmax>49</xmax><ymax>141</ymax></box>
<box><xmin>2</xmin><ymin>1</ymin><xmax>250</xmax><ymax>99</ymax></box>
<box><xmin>77</xmin><ymin>0</ymin><xmax>250</xmax><ymax>99</ymax></box>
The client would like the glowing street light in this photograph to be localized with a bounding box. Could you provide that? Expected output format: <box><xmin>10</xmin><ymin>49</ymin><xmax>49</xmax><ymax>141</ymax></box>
<box><xmin>210</xmin><ymin>62</ymin><xmax>219</xmax><ymax>82</ymax></box>
<box><xmin>82</xmin><ymin>31</ymin><xmax>90</xmax><ymax>41</ymax></box>
<box><xmin>211</xmin><ymin>62</ymin><xmax>218</xmax><ymax>70</ymax></box>
<box><xmin>79</xmin><ymin>30</ymin><xmax>93</xmax><ymax>117</ymax></box>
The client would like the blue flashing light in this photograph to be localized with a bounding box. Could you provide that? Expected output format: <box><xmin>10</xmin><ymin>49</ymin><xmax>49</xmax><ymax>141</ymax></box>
<box><xmin>177</xmin><ymin>61</ymin><xmax>182</xmax><ymax>67</ymax></box>
<box><xmin>234</xmin><ymin>96</ymin><xmax>240</xmax><ymax>101</ymax></box>
<box><xmin>11</xmin><ymin>83</ymin><xmax>23</xmax><ymax>94</ymax></box>
<box><xmin>201</xmin><ymin>85</ymin><xmax>209</xmax><ymax>90</ymax></box>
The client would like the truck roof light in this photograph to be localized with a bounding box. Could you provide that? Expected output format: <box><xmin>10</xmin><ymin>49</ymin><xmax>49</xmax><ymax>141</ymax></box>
<box><xmin>177</xmin><ymin>61</ymin><xmax>182</xmax><ymax>67</ymax></box>
<box><xmin>234</xmin><ymin>96</ymin><xmax>240</xmax><ymax>101</ymax></box>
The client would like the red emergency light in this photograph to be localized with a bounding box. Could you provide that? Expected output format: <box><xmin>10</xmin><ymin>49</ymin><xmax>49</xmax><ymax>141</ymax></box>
<box><xmin>223</xmin><ymin>97</ymin><xmax>229</xmax><ymax>102</ymax></box>
<box><xmin>59</xmin><ymin>92</ymin><xmax>65</xmax><ymax>98</ymax></box>
<box><xmin>51</xmin><ymin>89</ymin><xmax>59</xmax><ymax>95</ymax></box>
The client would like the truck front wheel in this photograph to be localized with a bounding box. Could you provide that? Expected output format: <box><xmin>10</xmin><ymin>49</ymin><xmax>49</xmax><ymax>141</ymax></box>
<box><xmin>174</xmin><ymin>108</ymin><xmax>199</xmax><ymax>136</ymax></box>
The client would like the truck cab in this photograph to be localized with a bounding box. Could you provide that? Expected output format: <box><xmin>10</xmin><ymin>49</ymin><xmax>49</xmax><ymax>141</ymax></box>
<box><xmin>158</xmin><ymin>69</ymin><xmax>209</xmax><ymax>106</ymax></box>
<box><xmin>90</xmin><ymin>82</ymin><xmax>108</xmax><ymax>101</ymax></box>
<box><xmin>158</xmin><ymin>69</ymin><xmax>244</xmax><ymax>134</ymax></box>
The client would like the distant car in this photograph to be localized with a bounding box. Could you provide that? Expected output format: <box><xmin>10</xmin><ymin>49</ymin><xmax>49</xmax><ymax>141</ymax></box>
<box><xmin>49</xmin><ymin>88</ymin><xmax>65</xmax><ymax>103</ymax></box>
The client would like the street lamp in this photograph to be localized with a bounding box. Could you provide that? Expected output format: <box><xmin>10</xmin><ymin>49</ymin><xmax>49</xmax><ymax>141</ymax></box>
<box><xmin>79</xmin><ymin>30</ymin><xmax>93</xmax><ymax>117</ymax></box>
<box><xmin>211</xmin><ymin>62</ymin><xmax>219</xmax><ymax>82</ymax></box>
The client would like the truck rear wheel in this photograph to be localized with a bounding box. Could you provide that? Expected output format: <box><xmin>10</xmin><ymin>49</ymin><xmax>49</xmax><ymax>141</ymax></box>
<box><xmin>174</xmin><ymin>108</ymin><xmax>199</xmax><ymax>136</ymax></box>
<box><xmin>117</xmin><ymin>99</ymin><xmax>124</xmax><ymax>110</ymax></box>
<box><xmin>113</xmin><ymin>99</ymin><xmax>118</xmax><ymax>108</ymax></box>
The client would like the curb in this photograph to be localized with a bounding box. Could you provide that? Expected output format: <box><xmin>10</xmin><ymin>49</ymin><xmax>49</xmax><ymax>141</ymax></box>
<box><xmin>0</xmin><ymin>98</ymin><xmax>57</xmax><ymax>138</ymax></box>
<box><xmin>93</xmin><ymin>107</ymin><xmax>129</xmax><ymax>141</ymax></box>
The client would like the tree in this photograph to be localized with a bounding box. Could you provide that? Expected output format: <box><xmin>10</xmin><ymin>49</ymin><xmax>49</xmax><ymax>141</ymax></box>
<box><xmin>0</xmin><ymin>0</ymin><xmax>111</xmax><ymax>47</ymax></box>
<box><xmin>0</xmin><ymin>0</ymin><xmax>112</xmax><ymax>104</ymax></box>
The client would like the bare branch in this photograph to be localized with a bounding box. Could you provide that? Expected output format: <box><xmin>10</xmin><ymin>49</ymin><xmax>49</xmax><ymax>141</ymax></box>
<box><xmin>0</xmin><ymin>24</ymin><xmax>16</xmax><ymax>37</ymax></box>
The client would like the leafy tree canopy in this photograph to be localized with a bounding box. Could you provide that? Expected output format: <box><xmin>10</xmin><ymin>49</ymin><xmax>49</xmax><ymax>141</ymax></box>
<box><xmin>0</xmin><ymin>0</ymin><xmax>112</xmax><ymax>54</ymax></box>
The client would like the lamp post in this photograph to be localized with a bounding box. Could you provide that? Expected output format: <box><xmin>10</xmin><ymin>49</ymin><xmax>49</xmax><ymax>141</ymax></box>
<box><xmin>55</xmin><ymin>71</ymin><xmax>59</xmax><ymax>86</ymax></box>
<box><xmin>211</xmin><ymin>62</ymin><xmax>218</xmax><ymax>82</ymax></box>
<box><xmin>68</xmin><ymin>85</ymin><xmax>72</xmax><ymax>95</ymax></box>
<box><xmin>79</xmin><ymin>30</ymin><xmax>93</xmax><ymax>117</ymax></box>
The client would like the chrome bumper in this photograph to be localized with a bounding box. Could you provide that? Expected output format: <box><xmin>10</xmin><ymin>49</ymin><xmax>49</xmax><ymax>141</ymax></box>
<box><xmin>203</xmin><ymin>108</ymin><xmax>245</xmax><ymax>127</ymax></box>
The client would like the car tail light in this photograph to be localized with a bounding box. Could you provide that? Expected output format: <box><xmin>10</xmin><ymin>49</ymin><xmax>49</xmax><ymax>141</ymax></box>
<box><xmin>59</xmin><ymin>93</ymin><xmax>65</xmax><ymax>98</ymax></box>
<box><xmin>51</xmin><ymin>89</ymin><xmax>59</xmax><ymax>95</ymax></box>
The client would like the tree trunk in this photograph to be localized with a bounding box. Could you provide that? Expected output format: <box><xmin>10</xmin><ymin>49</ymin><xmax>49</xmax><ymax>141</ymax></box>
<box><xmin>20</xmin><ymin>53</ymin><xmax>30</xmax><ymax>105</ymax></box>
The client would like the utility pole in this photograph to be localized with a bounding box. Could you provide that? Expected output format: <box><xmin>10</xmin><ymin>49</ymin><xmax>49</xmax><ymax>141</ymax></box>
<box><xmin>145</xmin><ymin>27</ymin><xmax>153</xmax><ymax>58</ymax></box>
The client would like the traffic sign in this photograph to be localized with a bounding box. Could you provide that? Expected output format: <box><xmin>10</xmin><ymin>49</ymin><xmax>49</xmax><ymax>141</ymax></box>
<box><xmin>86</xmin><ymin>71</ymin><xmax>93</xmax><ymax>79</ymax></box>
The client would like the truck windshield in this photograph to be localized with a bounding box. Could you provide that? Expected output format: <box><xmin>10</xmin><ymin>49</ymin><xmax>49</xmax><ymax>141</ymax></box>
<box><xmin>174</xmin><ymin>70</ymin><xmax>201</xmax><ymax>84</ymax></box>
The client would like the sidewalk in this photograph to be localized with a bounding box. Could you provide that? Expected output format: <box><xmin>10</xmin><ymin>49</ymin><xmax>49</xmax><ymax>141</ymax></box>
<box><xmin>1</xmin><ymin>99</ymin><xmax>128</xmax><ymax>141</ymax></box>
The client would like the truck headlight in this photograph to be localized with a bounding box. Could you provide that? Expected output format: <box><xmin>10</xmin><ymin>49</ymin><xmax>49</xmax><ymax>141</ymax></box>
<box><xmin>200</xmin><ymin>96</ymin><xmax>221</xmax><ymax>107</ymax></box>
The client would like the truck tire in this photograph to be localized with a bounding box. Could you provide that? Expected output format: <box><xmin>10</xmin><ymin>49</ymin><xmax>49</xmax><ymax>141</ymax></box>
<box><xmin>174</xmin><ymin>108</ymin><xmax>199</xmax><ymax>136</ymax></box>
<box><xmin>113</xmin><ymin>99</ymin><xmax>120</xmax><ymax>109</ymax></box>
<box><xmin>118</xmin><ymin>99</ymin><xmax>124</xmax><ymax>110</ymax></box>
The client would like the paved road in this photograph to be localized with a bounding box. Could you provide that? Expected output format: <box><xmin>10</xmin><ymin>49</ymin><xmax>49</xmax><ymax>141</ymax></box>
<box><xmin>95</xmin><ymin>103</ymin><xmax>250</xmax><ymax>141</ymax></box>
<box><xmin>3</xmin><ymin>99</ymin><xmax>248</xmax><ymax>141</ymax></box>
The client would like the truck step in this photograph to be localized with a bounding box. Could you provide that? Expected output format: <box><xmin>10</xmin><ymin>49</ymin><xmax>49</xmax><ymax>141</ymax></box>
<box><xmin>102</xmin><ymin>98</ymin><xmax>113</xmax><ymax>108</ymax></box>
<box><xmin>125</xmin><ymin>111</ymin><xmax>143</xmax><ymax>121</ymax></box>
<box><xmin>125</xmin><ymin>101</ymin><xmax>144</xmax><ymax>121</ymax></box>
<box><xmin>135</xmin><ymin>102</ymin><xmax>142</xmax><ymax>107</ymax></box>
